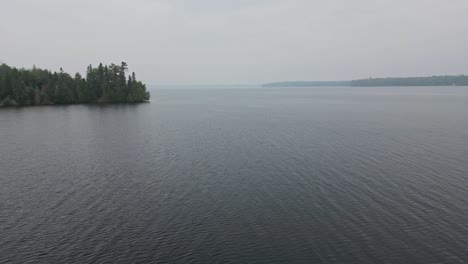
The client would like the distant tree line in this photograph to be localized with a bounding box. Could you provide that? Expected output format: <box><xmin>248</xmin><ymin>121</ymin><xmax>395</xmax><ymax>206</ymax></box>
<box><xmin>351</xmin><ymin>76</ymin><xmax>468</xmax><ymax>86</ymax></box>
<box><xmin>0</xmin><ymin>62</ymin><xmax>150</xmax><ymax>106</ymax></box>
<box><xmin>264</xmin><ymin>75</ymin><xmax>468</xmax><ymax>87</ymax></box>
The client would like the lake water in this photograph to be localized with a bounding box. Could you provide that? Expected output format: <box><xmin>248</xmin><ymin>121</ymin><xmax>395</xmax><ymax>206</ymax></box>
<box><xmin>1</xmin><ymin>87</ymin><xmax>468</xmax><ymax>263</ymax></box>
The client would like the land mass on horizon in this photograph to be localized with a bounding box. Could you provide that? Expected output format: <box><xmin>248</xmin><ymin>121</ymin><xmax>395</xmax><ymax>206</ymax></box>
<box><xmin>0</xmin><ymin>62</ymin><xmax>150</xmax><ymax>106</ymax></box>
<box><xmin>264</xmin><ymin>75</ymin><xmax>468</xmax><ymax>87</ymax></box>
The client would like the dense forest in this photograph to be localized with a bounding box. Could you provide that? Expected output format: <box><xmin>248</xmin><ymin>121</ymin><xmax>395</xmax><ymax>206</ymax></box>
<box><xmin>0</xmin><ymin>62</ymin><xmax>150</xmax><ymax>106</ymax></box>
<box><xmin>264</xmin><ymin>75</ymin><xmax>468</xmax><ymax>87</ymax></box>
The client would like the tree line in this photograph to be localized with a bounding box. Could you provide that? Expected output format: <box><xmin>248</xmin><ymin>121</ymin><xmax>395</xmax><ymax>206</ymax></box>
<box><xmin>351</xmin><ymin>76</ymin><xmax>468</xmax><ymax>86</ymax></box>
<box><xmin>263</xmin><ymin>75</ymin><xmax>468</xmax><ymax>87</ymax></box>
<box><xmin>0</xmin><ymin>62</ymin><xmax>150</xmax><ymax>106</ymax></box>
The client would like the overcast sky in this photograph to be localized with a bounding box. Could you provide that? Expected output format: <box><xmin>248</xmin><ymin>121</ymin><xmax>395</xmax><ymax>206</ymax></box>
<box><xmin>1</xmin><ymin>0</ymin><xmax>468</xmax><ymax>84</ymax></box>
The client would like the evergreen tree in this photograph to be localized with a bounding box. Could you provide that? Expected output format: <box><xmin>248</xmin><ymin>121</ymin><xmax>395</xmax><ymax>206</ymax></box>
<box><xmin>0</xmin><ymin>62</ymin><xmax>150</xmax><ymax>106</ymax></box>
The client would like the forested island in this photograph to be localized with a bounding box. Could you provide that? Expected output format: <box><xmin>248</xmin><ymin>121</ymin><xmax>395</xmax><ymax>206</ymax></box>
<box><xmin>264</xmin><ymin>75</ymin><xmax>468</xmax><ymax>87</ymax></box>
<box><xmin>0</xmin><ymin>62</ymin><xmax>150</xmax><ymax>106</ymax></box>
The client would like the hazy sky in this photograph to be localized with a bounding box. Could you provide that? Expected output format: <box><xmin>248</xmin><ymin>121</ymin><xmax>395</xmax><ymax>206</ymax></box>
<box><xmin>2</xmin><ymin>0</ymin><xmax>468</xmax><ymax>84</ymax></box>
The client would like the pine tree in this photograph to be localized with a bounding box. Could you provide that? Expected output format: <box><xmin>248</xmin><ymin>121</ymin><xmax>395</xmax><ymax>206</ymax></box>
<box><xmin>0</xmin><ymin>62</ymin><xmax>150</xmax><ymax>106</ymax></box>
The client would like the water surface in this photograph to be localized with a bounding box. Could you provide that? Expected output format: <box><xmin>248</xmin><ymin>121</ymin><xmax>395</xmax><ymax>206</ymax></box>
<box><xmin>1</xmin><ymin>87</ymin><xmax>468</xmax><ymax>263</ymax></box>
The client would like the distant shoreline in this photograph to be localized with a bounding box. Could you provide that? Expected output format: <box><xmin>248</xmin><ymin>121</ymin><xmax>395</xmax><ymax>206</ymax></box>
<box><xmin>264</xmin><ymin>75</ymin><xmax>468</xmax><ymax>87</ymax></box>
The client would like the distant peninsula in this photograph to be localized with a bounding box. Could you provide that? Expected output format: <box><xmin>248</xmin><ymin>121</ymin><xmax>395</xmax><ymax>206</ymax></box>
<box><xmin>0</xmin><ymin>62</ymin><xmax>150</xmax><ymax>106</ymax></box>
<box><xmin>264</xmin><ymin>75</ymin><xmax>468</xmax><ymax>87</ymax></box>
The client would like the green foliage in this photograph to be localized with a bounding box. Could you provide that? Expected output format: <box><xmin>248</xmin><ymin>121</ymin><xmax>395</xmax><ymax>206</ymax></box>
<box><xmin>0</xmin><ymin>62</ymin><xmax>150</xmax><ymax>106</ymax></box>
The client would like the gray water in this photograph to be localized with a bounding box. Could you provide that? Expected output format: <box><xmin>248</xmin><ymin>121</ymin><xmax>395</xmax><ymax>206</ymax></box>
<box><xmin>1</xmin><ymin>87</ymin><xmax>468</xmax><ymax>263</ymax></box>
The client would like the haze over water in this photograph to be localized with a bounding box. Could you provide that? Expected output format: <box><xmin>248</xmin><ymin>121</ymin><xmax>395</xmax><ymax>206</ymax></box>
<box><xmin>1</xmin><ymin>86</ymin><xmax>468</xmax><ymax>263</ymax></box>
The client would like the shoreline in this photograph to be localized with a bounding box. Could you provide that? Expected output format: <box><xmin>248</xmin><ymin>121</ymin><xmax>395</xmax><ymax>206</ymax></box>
<box><xmin>0</xmin><ymin>100</ymin><xmax>150</xmax><ymax>108</ymax></box>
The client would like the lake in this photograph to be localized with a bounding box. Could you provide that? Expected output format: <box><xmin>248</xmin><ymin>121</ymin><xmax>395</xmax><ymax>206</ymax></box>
<box><xmin>1</xmin><ymin>87</ymin><xmax>468</xmax><ymax>263</ymax></box>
